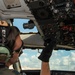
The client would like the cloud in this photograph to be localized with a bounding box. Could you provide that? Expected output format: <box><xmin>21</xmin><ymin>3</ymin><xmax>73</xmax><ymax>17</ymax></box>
<box><xmin>19</xmin><ymin>50</ymin><xmax>75</xmax><ymax>71</ymax></box>
<box><xmin>19</xmin><ymin>52</ymin><xmax>41</xmax><ymax>69</ymax></box>
<box><xmin>71</xmin><ymin>52</ymin><xmax>75</xmax><ymax>56</ymax></box>
<box><xmin>62</xmin><ymin>56</ymin><xmax>70</xmax><ymax>66</ymax></box>
<box><xmin>71</xmin><ymin>52</ymin><xmax>75</xmax><ymax>61</ymax></box>
<box><xmin>50</xmin><ymin>58</ymin><xmax>61</xmax><ymax>65</ymax></box>
<box><xmin>21</xmin><ymin>53</ymin><xmax>28</xmax><ymax>57</ymax></box>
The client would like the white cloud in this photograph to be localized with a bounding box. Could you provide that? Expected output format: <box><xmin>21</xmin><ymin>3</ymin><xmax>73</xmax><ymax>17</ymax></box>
<box><xmin>31</xmin><ymin>55</ymin><xmax>36</xmax><ymax>59</ymax></box>
<box><xmin>24</xmin><ymin>58</ymin><xmax>30</xmax><ymax>63</ymax></box>
<box><xmin>19</xmin><ymin>51</ymin><xmax>41</xmax><ymax>69</ymax></box>
<box><xmin>71</xmin><ymin>57</ymin><xmax>75</xmax><ymax>61</ymax></box>
<box><xmin>62</xmin><ymin>56</ymin><xmax>69</xmax><ymax>66</ymax></box>
<box><xmin>22</xmin><ymin>66</ymin><xmax>40</xmax><ymax>70</ymax></box>
<box><xmin>71</xmin><ymin>52</ymin><xmax>75</xmax><ymax>57</ymax></box>
<box><xmin>22</xmin><ymin>53</ymin><xmax>28</xmax><ymax>57</ymax></box>
<box><xmin>56</xmin><ymin>59</ymin><xmax>61</xmax><ymax>65</ymax></box>
<box><xmin>71</xmin><ymin>52</ymin><xmax>75</xmax><ymax>62</ymax></box>
<box><xmin>19</xmin><ymin>50</ymin><xmax>75</xmax><ymax>71</ymax></box>
<box><xmin>50</xmin><ymin>58</ymin><xmax>61</xmax><ymax>65</ymax></box>
<box><xmin>52</xmin><ymin>50</ymin><xmax>61</xmax><ymax>57</ymax></box>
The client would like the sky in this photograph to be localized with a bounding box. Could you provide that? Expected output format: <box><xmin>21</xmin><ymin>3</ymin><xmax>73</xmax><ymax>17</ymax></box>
<box><xmin>13</xmin><ymin>19</ymin><xmax>75</xmax><ymax>71</ymax></box>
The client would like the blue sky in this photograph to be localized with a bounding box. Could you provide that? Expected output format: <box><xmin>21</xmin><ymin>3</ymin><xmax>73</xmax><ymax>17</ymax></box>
<box><xmin>13</xmin><ymin>19</ymin><xmax>37</xmax><ymax>33</ymax></box>
<box><xmin>13</xmin><ymin>19</ymin><xmax>75</xmax><ymax>71</ymax></box>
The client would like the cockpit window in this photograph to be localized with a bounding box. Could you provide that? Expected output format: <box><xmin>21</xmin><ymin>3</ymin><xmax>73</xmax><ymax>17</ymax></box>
<box><xmin>19</xmin><ymin>49</ymin><xmax>41</xmax><ymax>70</ymax></box>
<box><xmin>13</xmin><ymin>19</ymin><xmax>75</xmax><ymax>71</ymax></box>
<box><xmin>19</xmin><ymin>50</ymin><xmax>75</xmax><ymax>71</ymax></box>
<box><xmin>13</xmin><ymin>19</ymin><xmax>38</xmax><ymax>33</ymax></box>
<box><xmin>50</xmin><ymin>50</ymin><xmax>75</xmax><ymax>71</ymax></box>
